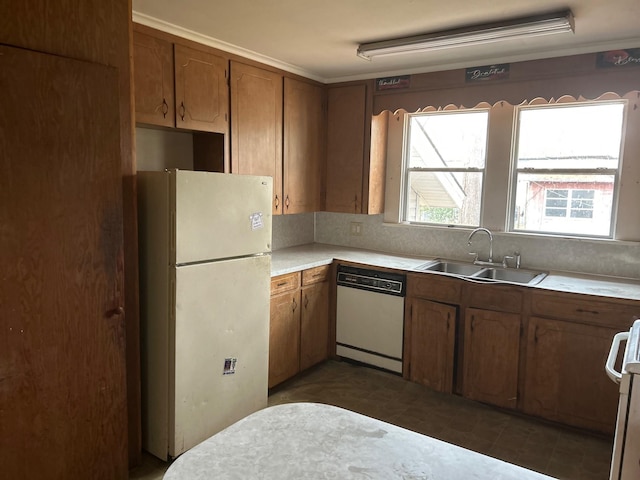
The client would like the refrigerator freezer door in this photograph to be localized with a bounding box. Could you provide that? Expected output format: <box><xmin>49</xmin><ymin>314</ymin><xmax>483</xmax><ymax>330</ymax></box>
<box><xmin>173</xmin><ymin>170</ymin><xmax>272</xmax><ymax>264</ymax></box>
<box><xmin>170</xmin><ymin>255</ymin><xmax>270</xmax><ymax>458</ymax></box>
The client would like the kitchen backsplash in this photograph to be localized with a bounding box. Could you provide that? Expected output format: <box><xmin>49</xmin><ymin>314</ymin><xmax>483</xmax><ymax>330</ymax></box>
<box><xmin>272</xmin><ymin>213</ymin><xmax>315</xmax><ymax>250</ymax></box>
<box><xmin>274</xmin><ymin>212</ymin><xmax>640</xmax><ymax>280</ymax></box>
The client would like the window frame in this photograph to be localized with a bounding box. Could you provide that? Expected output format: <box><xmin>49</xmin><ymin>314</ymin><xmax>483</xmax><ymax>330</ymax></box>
<box><xmin>401</xmin><ymin>108</ymin><xmax>489</xmax><ymax>228</ymax></box>
<box><xmin>507</xmin><ymin>99</ymin><xmax>625</xmax><ymax>239</ymax></box>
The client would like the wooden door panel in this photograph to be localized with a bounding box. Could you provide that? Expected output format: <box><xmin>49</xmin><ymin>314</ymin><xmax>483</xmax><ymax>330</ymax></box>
<box><xmin>230</xmin><ymin>62</ymin><xmax>283</xmax><ymax>214</ymax></box>
<box><xmin>0</xmin><ymin>45</ymin><xmax>127</xmax><ymax>479</ymax></box>
<box><xmin>409</xmin><ymin>299</ymin><xmax>456</xmax><ymax>393</ymax></box>
<box><xmin>300</xmin><ymin>282</ymin><xmax>330</xmax><ymax>371</ymax></box>
<box><xmin>326</xmin><ymin>84</ymin><xmax>366</xmax><ymax>213</ymax></box>
<box><xmin>133</xmin><ymin>30</ymin><xmax>175</xmax><ymax>127</ymax></box>
<box><xmin>175</xmin><ymin>44</ymin><xmax>228</xmax><ymax>133</ymax></box>
<box><xmin>524</xmin><ymin>317</ymin><xmax>619</xmax><ymax>434</ymax></box>
<box><xmin>283</xmin><ymin>77</ymin><xmax>324</xmax><ymax>214</ymax></box>
<box><xmin>463</xmin><ymin>308</ymin><xmax>520</xmax><ymax>409</ymax></box>
<box><xmin>269</xmin><ymin>291</ymin><xmax>301</xmax><ymax>388</ymax></box>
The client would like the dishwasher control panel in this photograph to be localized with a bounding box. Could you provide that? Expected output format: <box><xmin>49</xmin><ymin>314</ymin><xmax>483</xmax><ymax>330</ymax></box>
<box><xmin>336</xmin><ymin>265</ymin><xmax>405</xmax><ymax>296</ymax></box>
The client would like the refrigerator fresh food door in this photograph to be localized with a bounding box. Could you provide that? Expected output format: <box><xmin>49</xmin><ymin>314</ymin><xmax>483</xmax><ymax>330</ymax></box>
<box><xmin>170</xmin><ymin>254</ymin><xmax>270</xmax><ymax>458</ymax></box>
<box><xmin>173</xmin><ymin>170</ymin><xmax>272</xmax><ymax>264</ymax></box>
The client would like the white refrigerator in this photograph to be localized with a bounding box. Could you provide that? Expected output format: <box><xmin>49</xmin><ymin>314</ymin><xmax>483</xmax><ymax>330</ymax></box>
<box><xmin>137</xmin><ymin>169</ymin><xmax>272</xmax><ymax>461</ymax></box>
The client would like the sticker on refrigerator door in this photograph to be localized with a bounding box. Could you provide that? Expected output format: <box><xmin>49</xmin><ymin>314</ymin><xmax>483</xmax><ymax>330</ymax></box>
<box><xmin>223</xmin><ymin>357</ymin><xmax>237</xmax><ymax>375</ymax></box>
<box><xmin>249</xmin><ymin>212</ymin><xmax>264</xmax><ymax>230</ymax></box>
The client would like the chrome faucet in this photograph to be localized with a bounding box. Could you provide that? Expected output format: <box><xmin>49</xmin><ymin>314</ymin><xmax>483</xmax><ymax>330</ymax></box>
<box><xmin>468</xmin><ymin>227</ymin><xmax>493</xmax><ymax>264</ymax></box>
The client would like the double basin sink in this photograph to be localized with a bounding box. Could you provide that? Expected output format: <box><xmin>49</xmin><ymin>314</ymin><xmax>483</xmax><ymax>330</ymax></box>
<box><xmin>414</xmin><ymin>260</ymin><xmax>548</xmax><ymax>286</ymax></box>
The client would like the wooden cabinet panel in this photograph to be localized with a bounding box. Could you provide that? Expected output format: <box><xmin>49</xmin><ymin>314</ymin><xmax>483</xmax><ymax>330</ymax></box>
<box><xmin>174</xmin><ymin>44</ymin><xmax>228</xmax><ymax>134</ymax></box>
<box><xmin>302</xmin><ymin>265</ymin><xmax>330</xmax><ymax>285</ymax></box>
<box><xmin>523</xmin><ymin>316</ymin><xmax>620</xmax><ymax>434</ymax></box>
<box><xmin>0</xmin><ymin>45</ymin><xmax>127</xmax><ymax>478</ymax></box>
<box><xmin>269</xmin><ymin>290</ymin><xmax>301</xmax><ymax>388</ymax></box>
<box><xmin>530</xmin><ymin>290</ymin><xmax>638</xmax><ymax>329</ymax></box>
<box><xmin>283</xmin><ymin>77</ymin><xmax>324</xmax><ymax>214</ymax></box>
<box><xmin>407</xmin><ymin>273</ymin><xmax>462</xmax><ymax>304</ymax></box>
<box><xmin>407</xmin><ymin>298</ymin><xmax>456</xmax><ymax>393</ymax></box>
<box><xmin>300</xmin><ymin>281</ymin><xmax>330</xmax><ymax>371</ymax></box>
<box><xmin>466</xmin><ymin>283</ymin><xmax>523</xmax><ymax>313</ymax></box>
<box><xmin>133</xmin><ymin>30</ymin><xmax>174</xmax><ymax>127</ymax></box>
<box><xmin>270</xmin><ymin>272</ymin><xmax>301</xmax><ymax>296</ymax></box>
<box><xmin>230</xmin><ymin>62</ymin><xmax>283</xmax><ymax>213</ymax></box>
<box><xmin>463</xmin><ymin>308</ymin><xmax>521</xmax><ymax>409</ymax></box>
<box><xmin>326</xmin><ymin>84</ymin><xmax>367</xmax><ymax>213</ymax></box>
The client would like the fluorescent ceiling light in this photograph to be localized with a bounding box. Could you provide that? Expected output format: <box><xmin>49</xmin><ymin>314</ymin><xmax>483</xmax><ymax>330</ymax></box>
<box><xmin>357</xmin><ymin>10</ymin><xmax>575</xmax><ymax>60</ymax></box>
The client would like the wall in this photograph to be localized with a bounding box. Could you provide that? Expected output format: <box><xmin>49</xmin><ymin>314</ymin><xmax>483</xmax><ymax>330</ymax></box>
<box><xmin>136</xmin><ymin>127</ymin><xmax>194</xmax><ymax>171</ymax></box>
<box><xmin>272</xmin><ymin>213</ymin><xmax>315</xmax><ymax>250</ymax></box>
<box><xmin>313</xmin><ymin>212</ymin><xmax>640</xmax><ymax>280</ymax></box>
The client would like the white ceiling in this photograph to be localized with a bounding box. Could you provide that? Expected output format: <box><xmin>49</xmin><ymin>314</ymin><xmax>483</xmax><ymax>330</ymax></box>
<box><xmin>132</xmin><ymin>0</ymin><xmax>640</xmax><ymax>83</ymax></box>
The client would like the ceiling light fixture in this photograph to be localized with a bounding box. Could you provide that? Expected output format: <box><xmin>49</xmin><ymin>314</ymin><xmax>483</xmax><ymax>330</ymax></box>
<box><xmin>357</xmin><ymin>10</ymin><xmax>575</xmax><ymax>60</ymax></box>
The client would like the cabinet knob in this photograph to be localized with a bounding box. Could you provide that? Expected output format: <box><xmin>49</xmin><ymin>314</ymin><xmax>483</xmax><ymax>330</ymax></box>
<box><xmin>274</xmin><ymin>194</ymin><xmax>280</xmax><ymax>210</ymax></box>
<box><xmin>179</xmin><ymin>101</ymin><xmax>185</xmax><ymax>121</ymax></box>
<box><xmin>292</xmin><ymin>297</ymin><xmax>297</xmax><ymax>312</ymax></box>
<box><xmin>285</xmin><ymin>195</ymin><xmax>290</xmax><ymax>209</ymax></box>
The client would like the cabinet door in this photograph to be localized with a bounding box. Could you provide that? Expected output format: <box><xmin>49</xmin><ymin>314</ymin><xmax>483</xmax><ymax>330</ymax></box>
<box><xmin>283</xmin><ymin>77</ymin><xmax>324</xmax><ymax>214</ymax></box>
<box><xmin>300</xmin><ymin>281</ymin><xmax>330</xmax><ymax>371</ymax></box>
<box><xmin>463</xmin><ymin>308</ymin><xmax>520</xmax><ymax>409</ymax></box>
<box><xmin>174</xmin><ymin>44</ymin><xmax>228</xmax><ymax>133</ymax></box>
<box><xmin>269</xmin><ymin>290</ymin><xmax>301</xmax><ymax>388</ymax></box>
<box><xmin>408</xmin><ymin>298</ymin><xmax>456</xmax><ymax>393</ymax></box>
<box><xmin>326</xmin><ymin>84</ymin><xmax>366</xmax><ymax>213</ymax></box>
<box><xmin>0</xmin><ymin>45</ymin><xmax>127</xmax><ymax>479</ymax></box>
<box><xmin>524</xmin><ymin>316</ymin><xmax>620</xmax><ymax>434</ymax></box>
<box><xmin>230</xmin><ymin>62</ymin><xmax>283</xmax><ymax>214</ymax></box>
<box><xmin>133</xmin><ymin>30</ymin><xmax>175</xmax><ymax>127</ymax></box>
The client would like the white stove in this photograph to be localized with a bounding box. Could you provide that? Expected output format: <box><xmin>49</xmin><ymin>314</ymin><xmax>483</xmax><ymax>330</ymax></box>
<box><xmin>606</xmin><ymin>318</ymin><xmax>640</xmax><ymax>480</ymax></box>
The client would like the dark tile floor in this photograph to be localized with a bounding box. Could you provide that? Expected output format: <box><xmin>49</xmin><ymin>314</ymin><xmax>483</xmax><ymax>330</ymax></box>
<box><xmin>130</xmin><ymin>360</ymin><xmax>614</xmax><ymax>479</ymax></box>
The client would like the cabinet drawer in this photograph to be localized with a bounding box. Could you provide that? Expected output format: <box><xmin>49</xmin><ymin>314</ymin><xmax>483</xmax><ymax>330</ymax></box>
<box><xmin>407</xmin><ymin>274</ymin><xmax>461</xmax><ymax>304</ymax></box>
<box><xmin>302</xmin><ymin>265</ymin><xmax>330</xmax><ymax>286</ymax></box>
<box><xmin>530</xmin><ymin>291</ymin><xmax>639</xmax><ymax>329</ymax></box>
<box><xmin>466</xmin><ymin>283</ymin><xmax>523</xmax><ymax>313</ymax></box>
<box><xmin>270</xmin><ymin>272</ymin><xmax>301</xmax><ymax>295</ymax></box>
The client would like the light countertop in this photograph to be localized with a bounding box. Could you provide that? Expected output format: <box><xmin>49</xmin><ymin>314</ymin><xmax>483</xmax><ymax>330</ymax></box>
<box><xmin>271</xmin><ymin>243</ymin><xmax>640</xmax><ymax>302</ymax></box>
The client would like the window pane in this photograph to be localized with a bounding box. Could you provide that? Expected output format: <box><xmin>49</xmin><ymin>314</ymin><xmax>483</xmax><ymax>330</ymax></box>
<box><xmin>516</xmin><ymin>103</ymin><xmax>624</xmax><ymax>170</ymax></box>
<box><xmin>513</xmin><ymin>174</ymin><xmax>613</xmax><ymax>236</ymax></box>
<box><xmin>406</xmin><ymin>171</ymin><xmax>483</xmax><ymax>225</ymax></box>
<box><xmin>408</xmin><ymin>111</ymin><xmax>488</xmax><ymax>169</ymax></box>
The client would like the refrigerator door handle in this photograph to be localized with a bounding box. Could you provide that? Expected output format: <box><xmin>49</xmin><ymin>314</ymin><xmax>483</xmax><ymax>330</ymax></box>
<box><xmin>606</xmin><ymin>331</ymin><xmax>629</xmax><ymax>384</ymax></box>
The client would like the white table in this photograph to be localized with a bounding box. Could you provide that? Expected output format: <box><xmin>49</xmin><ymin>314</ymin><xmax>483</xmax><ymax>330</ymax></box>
<box><xmin>164</xmin><ymin>403</ymin><xmax>556</xmax><ymax>479</ymax></box>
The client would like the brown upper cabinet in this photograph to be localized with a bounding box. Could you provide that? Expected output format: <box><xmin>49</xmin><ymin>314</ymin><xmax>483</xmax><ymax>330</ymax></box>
<box><xmin>283</xmin><ymin>77</ymin><xmax>325</xmax><ymax>214</ymax></box>
<box><xmin>230</xmin><ymin>62</ymin><xmax>283</xmax><ymax>213</ymax></box>
<box><xmin>133</xmin><ymin>30</ymin><xmax>229</xmax><ymax>135</ymax></box>
<box><xmin>230</xmin><ymin>63</ymin><xmax>323</xmax><ymax>215</ymax></box>
<box><xmin>133</xmin><ymin>31</ymin><xmax>175</xmax><ymax>128</ymax></box>
<box><xmin>326</xmin><ymin>82</ymin><xmax>384</xmax><ymax>214</ymax></box>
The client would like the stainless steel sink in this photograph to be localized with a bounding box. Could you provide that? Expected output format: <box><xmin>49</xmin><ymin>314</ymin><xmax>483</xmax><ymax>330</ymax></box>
<box><xmin>472</xmin><ymin>267</ymin><xmax>548</xmax><ymax>285</ymax></box>
<box><xmin>416</xmin><ymin>261</ymin><xmax>486</xmax><ymax>276</ymax></box>
<box><xmin>414</xmin><ymin>260</ymin><xmax>548</xmax><ymax>286</ymax></box>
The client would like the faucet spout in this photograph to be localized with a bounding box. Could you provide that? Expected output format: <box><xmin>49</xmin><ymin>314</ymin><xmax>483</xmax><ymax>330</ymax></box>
<box><xmin>468</xmin><ymin>227</ymin><xmax>493</xmax><ymax>263</ymax></box>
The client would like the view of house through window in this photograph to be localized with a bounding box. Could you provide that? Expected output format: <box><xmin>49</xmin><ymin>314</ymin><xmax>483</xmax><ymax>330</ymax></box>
<box><xmin>511</xmin><ymin>102</ymin><xmax>625</xmax><ymax>237</ymax></box>
<box><xmin>403</xmin><ymin>110</ymin><xmax>488</xmax><ymax>226</ymax></box>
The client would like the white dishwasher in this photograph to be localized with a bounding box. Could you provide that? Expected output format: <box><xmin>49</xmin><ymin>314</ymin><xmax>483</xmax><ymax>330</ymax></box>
<box><xmin>336</xmin><ymin>265</ymin><xmax>406</xmax><ymax>373</ymax></box>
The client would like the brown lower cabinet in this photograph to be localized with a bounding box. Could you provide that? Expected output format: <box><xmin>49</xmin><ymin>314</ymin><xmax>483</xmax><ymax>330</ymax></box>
<box><xmin>404</xmin><ymin>272</ymin><xmax>638</xmax><ymax>435</ymax></box>
<box><xmin>463</xmin><ymin>307</ymin><xmax>521</xmax><ymax>409</ymax></box>
<box><xmin>523</xmin><ymin>316</ymin><xmax>620</xmax><ymax>434</ymax></box>
<box><xmin>407</xmin><ymin>298</ymin><xmax>456</xmax><ymax>393</ymax></box>
<box><xmin>269</xmin><ymin>266</ymin><xmax>330</xmax><ymax>388</ymax></box>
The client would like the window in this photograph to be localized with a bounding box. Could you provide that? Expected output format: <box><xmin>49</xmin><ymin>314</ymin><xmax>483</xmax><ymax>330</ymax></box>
<box><xmin>403</xmin><ymin>110</ymin><xmax>488</xmax><ymax>226</ymax></box>
<box><xmin>544</xmin><ymin>189</ymin><xmax>594</xmax><ymax>219</ymax></box>
<box><xmin>511</xmin><ymin>102</ymin><xmax>625</xmax><ymax>237</ymax></box>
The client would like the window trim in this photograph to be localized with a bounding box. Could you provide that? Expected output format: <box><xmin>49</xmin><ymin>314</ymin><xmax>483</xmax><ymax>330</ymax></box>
<box><xmin>382</xmin><ymin>92</ymin><xmax>640</xmax><ymax>242</ymax></box>
<box><xmin>507</xmin><ymin>99</ymin><xmax>625</xmax><ymax>239</ymax></box>
<box><xmin>401</xmin><ymin>108</ymin><xmax>489</xmax><ymax>228</ymax></box>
